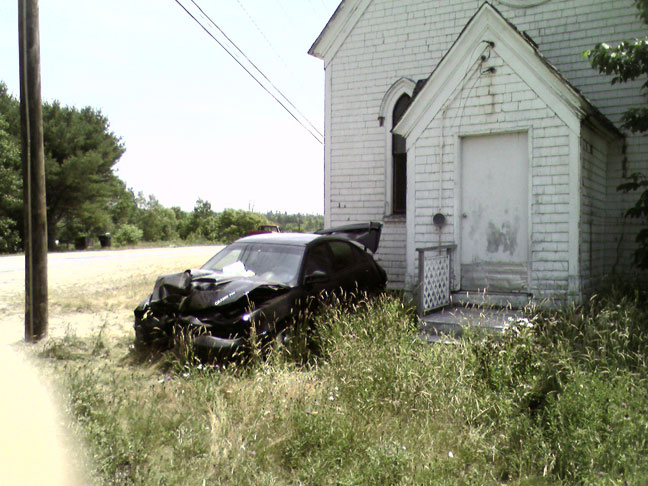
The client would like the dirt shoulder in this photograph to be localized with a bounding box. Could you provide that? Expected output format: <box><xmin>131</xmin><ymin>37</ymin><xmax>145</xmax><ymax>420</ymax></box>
<box><xmin>0</xmin><ymin>245</ymin><xmax>222</xmax><ymax>485</ymax></box>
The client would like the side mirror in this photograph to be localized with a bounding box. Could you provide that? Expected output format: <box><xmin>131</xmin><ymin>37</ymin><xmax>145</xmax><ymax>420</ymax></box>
<box><xmin>304</xmin><ymin>270</ymin><xmax>329</xmax><ymax>285</ymax></box>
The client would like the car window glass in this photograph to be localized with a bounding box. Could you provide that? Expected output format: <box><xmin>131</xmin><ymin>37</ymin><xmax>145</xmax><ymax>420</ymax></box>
<box><xmin>303</xmin><ymin>244</ymin><xmax>332</xmax><ymax>276</ymax></box>
<box><xmin>328</xmin><ymin>241</ymin><xmax>358</xmax><ymax>271</ymax></box>
<box><xmin>212</xmin><ymin>248</ymin><xmax>242</xmax><ymax>269</ymax></box>
<box><xmin>202</xmin><ymin>243</ymin><xmax>303</xmax><ymax>286</ymax></box>
<box><xmin>242</xmin><ymin>245</ymin><xmax>303</xmax><ymax>282</ymax></box>
<box><xmin>202</xmin><ymin>244</ymin><xmax>243</xmax><ymax>270</ymax></box>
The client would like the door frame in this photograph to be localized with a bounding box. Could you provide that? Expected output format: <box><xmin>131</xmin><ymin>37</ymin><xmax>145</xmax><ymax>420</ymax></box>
<box><xmin>453</xmin><ymin>128</ymin><xmax>533</xmax><ymax>293</ymax></box>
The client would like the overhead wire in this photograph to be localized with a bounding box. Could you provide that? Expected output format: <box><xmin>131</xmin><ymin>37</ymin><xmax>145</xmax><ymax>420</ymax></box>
<box><xmin>234</xmin><ymin>0</ymin><xmax>289</xmax><ymax>70</ymax></box>
<box><xmin>232</xmin><ymin>0</ymin><xmax>306</xmax><ymax>94</ymax></box>
<box><xmin>173</xmin><ymin>0</ymin><xmax>324</xmax><ymax>144</ymax></box>
<box><xmin>188</xmin><ymin>0</ymin><xmax>320</xmax><ymax>133</ymax></box>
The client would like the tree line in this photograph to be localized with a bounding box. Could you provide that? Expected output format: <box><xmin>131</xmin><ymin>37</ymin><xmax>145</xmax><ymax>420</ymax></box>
<box><xmin>0</xmin><ymin>82</ymin><xmax>322</xmax><ymax>253</ymax></box>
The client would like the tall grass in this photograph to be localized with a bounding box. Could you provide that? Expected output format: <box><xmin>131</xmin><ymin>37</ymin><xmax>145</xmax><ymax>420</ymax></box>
<box><xmin>40</xmin><ymin>289</ymin><xmax>648</xmax><ymax>485</ymax></box>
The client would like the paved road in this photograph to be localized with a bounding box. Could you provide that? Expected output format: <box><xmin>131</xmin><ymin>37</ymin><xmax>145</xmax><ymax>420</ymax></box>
<box><xmin>0</xmin><ymin>245</ymin><xmax>222</xmax><ymax>298</ymax></box>
<box><xmin>1</xmin><ymin>245</ymin><xmax>222</xmax><ymax>342</ymax></box>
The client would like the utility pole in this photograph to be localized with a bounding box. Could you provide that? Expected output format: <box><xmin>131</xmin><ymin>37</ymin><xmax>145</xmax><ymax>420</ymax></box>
<box><xmin>18</xmin><ymin>0</ymin><xmax>48</xmax><ymax>341</ymax></box>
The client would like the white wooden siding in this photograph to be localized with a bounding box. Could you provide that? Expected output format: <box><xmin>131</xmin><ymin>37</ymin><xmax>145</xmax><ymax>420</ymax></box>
<box><xmin>411</xmin><ymin>54</ymin><xmax>572</xmax><ymax>302</ymax></box>
<box><xmin>323</xmin><ymin>0</ymin><xmax>646</xmax><ymax>291</ymax></box>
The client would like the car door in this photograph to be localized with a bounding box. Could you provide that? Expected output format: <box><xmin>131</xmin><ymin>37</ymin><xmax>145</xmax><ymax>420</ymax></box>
<box><xmin>302</xmin><ymin>240</ymin><xmax>379</xmax><ymax>299</ymax></box>
<box><xmin>301</xmin><ymin>242</ymin><xmax>335</xmax><ymax>296</ymax></box>
<box><xmin>327</xmin><ymin>240</ymin><xmax>367</xmax><ymax>296</ymax></box>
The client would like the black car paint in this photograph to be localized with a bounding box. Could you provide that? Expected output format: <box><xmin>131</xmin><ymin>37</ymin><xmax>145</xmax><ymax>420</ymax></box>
<box><xmin>134</xmin><ymin>225</ymin><xmax>386</xmax><ymax>361</ymax></box>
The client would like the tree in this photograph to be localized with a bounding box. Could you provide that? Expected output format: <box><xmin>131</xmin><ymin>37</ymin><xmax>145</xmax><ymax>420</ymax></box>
<box><xmin>181</xmin><ymin>199</ymin><xmax>219</xmax><ymax>240</ymax></box>
<box><xmin>42</xmin><ymin>101</ymin><xmax>125</xmax><ymax>247</ymax></box>
<box><xmin>586</xmin><ymin>0</ymin><xmax>648</xmax><ymax>269</ymax></box>
<box><xmin>109</xmin><ymin>181</ymin><xmax>139</xmax><ymax>229</ymax></box>
<box><xmin>137</xmin><ymin>195</ymin><xmax>179</xmax><ymax>241</ymax></box>
<box><xmin>216</xmin><ymin>208</ymin><xmax>269</xmax><ymax>243</ymax></box>
<box><xmin>264</xmin><ymin>211</ymin><xmax>324</xmax><ymax>233</ymax></box>
<box><xmin>0</xmin><ymin>82</ymin><xmax>126</xmax><ymax>249</ymax></box>
<box><xmin>171</xmin><ymin>206</ymin><xmax>190</xmax><ymax>239</ymax></box>
<box><xmin>0</xmin><ymin>113</ymin><xmax>22</xmax><ymax>252</ymax></box>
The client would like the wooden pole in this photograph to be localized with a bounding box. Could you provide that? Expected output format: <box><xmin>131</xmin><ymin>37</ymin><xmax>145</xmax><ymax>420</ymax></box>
<box><xmin>18</xmin><ymin>0</ymin><xmax>48</xmax><ymax>341</ymax></box>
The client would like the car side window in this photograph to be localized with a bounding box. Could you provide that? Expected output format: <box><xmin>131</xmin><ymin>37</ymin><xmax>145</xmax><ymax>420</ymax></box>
<box><xmin>350</xmin><ymin>244</ymin><xmax>373</xmax><ymax>265</ymax></box>
<box><xmin>302</xmin><ymin>244</ymin><xmax>333</xmax><ymax>276</ymax></box>
<box><xmin>328</xmin><ymin>241</ymin><xmax>358</xmax><ymax>271</ymax></box>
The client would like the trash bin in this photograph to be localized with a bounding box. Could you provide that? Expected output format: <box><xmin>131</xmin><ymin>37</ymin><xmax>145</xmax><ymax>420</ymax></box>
<box><xmin>98</xmin><ymin>233</ymin><xmax>112</xmax><ymax>248</ymax></box>
<box><xmin>75</xmin><ymin>236</ymin><xmax>92</xmax><ymax>250</ymax></box>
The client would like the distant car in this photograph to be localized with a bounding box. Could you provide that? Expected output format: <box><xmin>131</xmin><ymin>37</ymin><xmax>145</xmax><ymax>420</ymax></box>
<box><xmin>246</xmin><ymin>224</ymin><xmax>281</xmax><ymax>236</ymax></box>
<box><xmin>134</xmin><ymin>222</ymin><xmax>386</xmax><ymax>361</ymax></box>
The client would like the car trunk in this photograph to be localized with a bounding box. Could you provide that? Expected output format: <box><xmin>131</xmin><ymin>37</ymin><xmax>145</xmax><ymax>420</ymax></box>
<box><xmin>315</xmin><ymin>221</ymin><xmax>382</xmax><ymax>253</ymax></box>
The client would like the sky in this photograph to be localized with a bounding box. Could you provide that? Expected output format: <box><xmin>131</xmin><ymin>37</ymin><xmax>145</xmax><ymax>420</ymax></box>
<box><xmin>0</xmin><ymin>0</ymin><xmax>340</xmax><ymax>214</ymax></box>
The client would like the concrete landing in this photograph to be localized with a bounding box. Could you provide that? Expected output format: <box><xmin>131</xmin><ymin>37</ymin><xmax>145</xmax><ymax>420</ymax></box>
<box><xmin>419</xmin><ymin>305</ymin><xmax>523</xmax><ymax>343</ymax></box>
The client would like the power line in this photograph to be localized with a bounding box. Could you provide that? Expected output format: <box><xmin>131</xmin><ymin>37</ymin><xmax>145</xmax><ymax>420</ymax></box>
<box><xmin>234</xmin><ymin>0</ymin><xmax>290</xmax><ymax>73</ymax></box>
<box><xmin>188</xmin><ymin>0</ymin><xmax>323</xmax><ymax>140</ymax></box>
<box><xmin>173</xmin><ymin>0</ymin><xmax>323</xmax><ymax>144</ymax></box>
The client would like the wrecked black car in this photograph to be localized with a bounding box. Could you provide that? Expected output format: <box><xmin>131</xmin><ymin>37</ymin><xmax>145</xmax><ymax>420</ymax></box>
<box><xmin>134</xmin><ymin>222</ymin><xmax>386</xmax><ymax>361</ymax></box>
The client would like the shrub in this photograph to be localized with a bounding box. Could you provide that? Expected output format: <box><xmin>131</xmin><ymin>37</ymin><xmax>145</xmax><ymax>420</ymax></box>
<box><xmin>139</xmin><ymin>205</ymin><xmax>178</xmax><ymax>241</ymax></box>
<box><xmin>216</xmin><ymin>209</ymin><xmax>270</xmax><ymax>243</ymax></box>
<box><xmin>0</xmin><ymin>217</ymin><xmax>21</xmax><ymax>253</ymax></box>
<box><xmin>113</xmin><ymin>224</ymin><xmax>143</xmax><ymax>246</ymax></box>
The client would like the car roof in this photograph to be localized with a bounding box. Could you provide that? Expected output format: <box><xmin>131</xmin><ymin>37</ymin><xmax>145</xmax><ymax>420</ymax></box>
<box><xmin>236</xmin><ymin>232</ymin><xmax>322</xmax><ymax>246</ymax></box>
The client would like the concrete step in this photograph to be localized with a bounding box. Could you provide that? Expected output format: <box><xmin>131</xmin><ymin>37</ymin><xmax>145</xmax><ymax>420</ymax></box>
<box><xmin>419</xmin><ymin>305</ymin><xmax>523</xmax><ymax>343</ymax></box>
<box><xmin>450</xmin><ymin>291</ymin><xmax>532</xmax><ymax>309</ymax></box>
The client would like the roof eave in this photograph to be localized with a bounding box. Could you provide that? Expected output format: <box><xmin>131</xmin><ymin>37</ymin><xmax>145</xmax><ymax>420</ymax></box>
<box><xmin>308</xmin><ymin>0</ymin><xmax>372</xmax><ymax>62</ymax></box>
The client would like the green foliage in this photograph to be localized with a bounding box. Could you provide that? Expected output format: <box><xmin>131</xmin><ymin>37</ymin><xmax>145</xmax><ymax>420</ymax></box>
<box><xmin>108</xmin><ymin>181</ymin><xmax>139</xmax><ymax>229</ymax></box>
<box><xmin>264</xmin><ymin>211</ymin><xmax>323</xmax><ymax>233</ymax></box>
<box><xmin>180</xmin><ymin>198</ymin><xmax>219</xmax><ymax>241</ymax></box>
<box><xmin>462</xmin><ymin>292</ymin><xmax>648</xmax><ymax>482</ymax></box>
<box><xmin>0</xmin><ymin>112</ymin><xmax>22</xmax><ymax>252</ymax></box>
<box><xmin>136</xmin><ymin>195</ymin><xmax>179</xmax><ymax>241</ymax></box>
<box><xmin>586</xmin><ymin>2</ymin><xmax>648</xmax><ymax>268</ymax></box>
<box><xmin>217</xmin><ymin>208</ymin><xmax>270</xmax><ymax>243</ymax></box>
<box><xmin>618</xmin><ymin>172</ymin><xmax>648</xmax><ymax>267</ymax></box>
<box><xmin>113</xmin><ymin>224</ymin><xmax>143</xmax><ymax>246</ymax></box>
<box><xmin>42</xmin><ymin>101</ymin><xmax>125</xmax><ymax>246</ymax></box>
<box><xmin>174</xmin><ymin>201</ymin><xmax>290</xmax><ymax>243</ymax></box>
<box><xmin>0</xmin><ymin>217</ymin><xmax>21</xmax><ymax>253</ymax></box>
<box><xmin>0</xmin><ymin>82</ymin><xmax>127</xmax><ymax>249</ymax></box>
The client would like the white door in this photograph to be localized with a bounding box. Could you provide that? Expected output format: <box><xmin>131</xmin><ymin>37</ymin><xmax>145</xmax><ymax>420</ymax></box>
<box><xmin>460</xmin><ymin>132</ymin><xmax>529</xmax><ymax>292</ymax></box>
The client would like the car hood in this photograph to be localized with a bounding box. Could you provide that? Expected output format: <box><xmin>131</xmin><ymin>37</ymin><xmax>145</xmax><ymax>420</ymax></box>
<box><xmin>148</xmin><ymin>268</ymin><xmax>291</xmax><ymax>312</ymax></box>
<box><xmin>315</xmin><ymin>221</ymin><xmax>382</xmax><ymax>253</ymax></box>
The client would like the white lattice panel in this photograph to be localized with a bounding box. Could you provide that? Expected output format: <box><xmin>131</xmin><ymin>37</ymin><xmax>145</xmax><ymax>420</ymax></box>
<box><xmin>422</xmin><ymin>253</ymin><xmax>450</xmax><ymax>313</ymax></box>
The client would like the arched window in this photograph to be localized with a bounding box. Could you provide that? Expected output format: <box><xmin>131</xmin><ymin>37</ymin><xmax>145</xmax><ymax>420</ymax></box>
<box><xmin>379</xmin><ymin>78</ymin><xmax>415</xmax><ymax>217</ymax></box>
<box><xmin>392</xmin><ymin>93</ymin><xmax>411</xmax><ymax>214</ymax></box>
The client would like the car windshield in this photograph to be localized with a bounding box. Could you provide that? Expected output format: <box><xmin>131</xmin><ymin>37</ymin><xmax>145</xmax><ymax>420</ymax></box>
<box><xmin>201</xmin><ymin>243</ymin><xmax>304</xmax><ymax>286</ymax></box>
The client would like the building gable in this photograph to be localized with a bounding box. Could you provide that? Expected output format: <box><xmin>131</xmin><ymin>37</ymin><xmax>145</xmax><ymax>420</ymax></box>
<box><xmin>393</xmin><ymin>2</ymin><xmax>610</xmax><ymax>146</ymax></box>
<box><xmin>308</xmin><ymin>0</ymin><xmax>372</xmax><ymax>64</ymax></box>
<box><xmin>308</xmin><ymin>0</ymin><xmax>642</xmax><ymax>298</ymax></box>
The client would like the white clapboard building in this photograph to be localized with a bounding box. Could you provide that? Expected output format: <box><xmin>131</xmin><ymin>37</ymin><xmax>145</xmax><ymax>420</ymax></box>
<box><xmin>309</xmin><ymin>0</ymin><xmax>647</xmax><ymax>307</ymax></box>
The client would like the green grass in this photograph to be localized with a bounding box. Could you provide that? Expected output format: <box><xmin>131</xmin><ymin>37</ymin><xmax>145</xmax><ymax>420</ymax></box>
<box><xmin>38</xmin><ymin>289</ymin><xmax>648</xmax><ymax>485</ymax></box>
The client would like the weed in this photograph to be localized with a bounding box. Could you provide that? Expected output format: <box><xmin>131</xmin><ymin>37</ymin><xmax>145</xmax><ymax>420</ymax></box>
<box><xmin>40</xmin><ymin>332</ymin><xmax>87</xmax><ymax>361</ymax></box>
<box><xmin>35</xmin><ymin>288</ymin><xmax>648</xmax><ymax>485</ymax></box>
